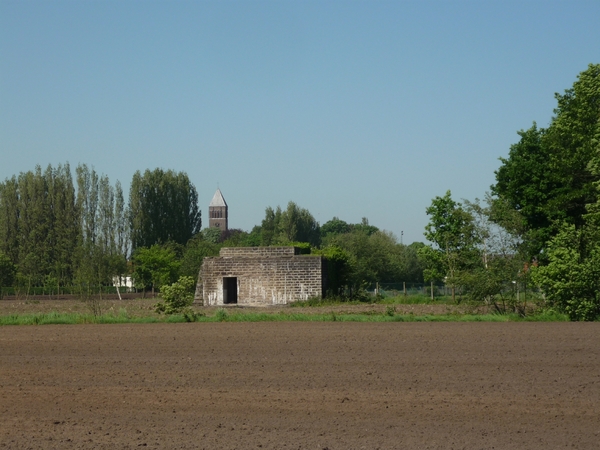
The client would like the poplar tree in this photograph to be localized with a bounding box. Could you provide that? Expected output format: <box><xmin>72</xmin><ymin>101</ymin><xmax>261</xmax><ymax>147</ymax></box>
<box><xmin>45</xmin><ymin>163</ymin><xmax>78</xmax><ymax>292</ymax></box>
<box><xmin>0</xmin><ymin>176</ymin><xmax>20</xmax><ymax>265</ymax></box>
<box><xmin>129</xmin><ymin>169</ymin><xmax>201</xmax><ymax>251</ymax></box>
<box><xmin>17</xmin><ymin>167</ymin><xmax>52</xmax><ymax>289</ymax></box>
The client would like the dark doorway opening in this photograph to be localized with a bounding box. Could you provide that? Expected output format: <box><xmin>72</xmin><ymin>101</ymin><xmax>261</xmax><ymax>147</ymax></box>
<box><xmin>223</xmin><ymin>277</ymin><xmax>238</xmax><ymax>304</ymax></box>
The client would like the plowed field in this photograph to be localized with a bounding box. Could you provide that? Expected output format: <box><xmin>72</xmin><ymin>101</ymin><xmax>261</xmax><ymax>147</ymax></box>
<box><xmin>1</xmin><ymin>323</ymin><xmax>599</xmax><ymax>449</ymax></box>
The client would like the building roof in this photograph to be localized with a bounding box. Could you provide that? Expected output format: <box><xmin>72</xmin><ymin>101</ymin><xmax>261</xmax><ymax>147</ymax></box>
<box><xmin>209</xmin><ymin>188</ymin><xmax>227</xmax><ymax>207</ymax></box>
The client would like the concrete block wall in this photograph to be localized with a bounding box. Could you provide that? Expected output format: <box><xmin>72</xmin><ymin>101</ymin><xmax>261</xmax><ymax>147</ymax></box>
<box><xmin>197</xmin><ymin>247</ymin><xmax>325</xmax><ymax>306</ymax></box>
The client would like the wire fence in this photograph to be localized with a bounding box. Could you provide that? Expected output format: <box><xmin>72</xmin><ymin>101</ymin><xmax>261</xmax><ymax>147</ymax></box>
<box><xmin>367</xmin><ymin>282</ymin><xmax>541</xmax><ymax>302</ymax></box>
<box><xmin>368</xmin><ymin>282</ymin><xmax>452</xmax><ymax>299</ymax></box>
<box><xmin>0</xmin><ymin>285</ymin><xmax>139</xmax><ymax>300</ymax></box>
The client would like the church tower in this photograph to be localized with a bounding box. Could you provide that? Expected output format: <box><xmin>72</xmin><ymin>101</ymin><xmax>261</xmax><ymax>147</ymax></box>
<box><xmin>208</xmin><ymin>188</ymin><xmax>228</xmax><ymax>230</ymax></box>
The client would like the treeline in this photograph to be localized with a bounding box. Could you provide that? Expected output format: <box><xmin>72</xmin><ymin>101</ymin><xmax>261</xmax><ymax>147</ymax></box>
<box><xmin>418</xmin><ymin>63</ymin><xmax>600</xmax><ymax>320</ymax></box>
<box><xmin>0</xmin><ymin>165</ymin><xmax>201</xmax><ymax>295</ymax></box>
<box><xmin>134</xmin><ymin>202</ymin><xmax>425</xmax><ymax>299</ymax></box>
<box><xmin>0</xmin><ymin>165</ymin><xmax>424</xmax><ymax>297</ymax></box>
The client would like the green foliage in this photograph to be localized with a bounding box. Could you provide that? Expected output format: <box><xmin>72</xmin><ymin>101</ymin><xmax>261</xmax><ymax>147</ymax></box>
<box><xmin>132</xmin><ymin>245</ymin><xmax>180</xmax><ymax>293</ymax></box>
<box><xmin>215</xmin><ymin>308</ymin><xmax>229</xmax><ymax>322</ymax></box>
<box><xmin>352</xmin><ymin>217</ymin><xmax>379</xmax><ymax>236</ymax></box>
<box><xmin>154</xmin><ymin>276</ymin><xmax>196</xmax><ymax>316</ymax></box>
<box><xmin>0</xmin><ymin>163</ymin><xmax>128</xmax><ymax>293</ymax></box>
<box><xmin>322</xmin><ymin>226</ymin><xmax>424</xmax><ymax>297</ymax></box>
<box><xmin>179</xmin><ymin>236</ymin><xmax>220</xmax><ymax>278</ymax></box>
<box><xmin>490</xmin><ymin>64</ymin><xmax>600</xmax><ymax>320</ymax></box>
<box><xmin>129</xmin><ymin>168</ymin><xmax>201</xmax><ymax>251</ymax></box>
<box><xmin>314</xmin><ymin>246</ymin><xmax>352</xmax><ymax>296</ymax></box>
<box><xmin>492</xmin><ymin>64</ymin><xmax>600</xmax><ymax>257</ymax></box>
<box><xmin>0</xmin><ymin>250</ymin><xmax>16</xmax><ymax>287</ymax></box>
<box><xmin>419</xmin><ymin>191</ymin><xmax>479</xmax><ymax>301</ymax></box>
<box><xmin>202</xmin><ymin>227</ymin><xmax>223</xmax><ymax>244</ymax></box>
<box><xmin>320</xmin><ymin>217</ymin><xmax>351</xmax><ymax>236</ymax></box>
<box><xmin>260</xmin><ymin>202</ymin><xmax>320</xmax><ymax>247</ymax></box>
<box><xmin>531</xmin><ymin>224</ymin><xmax>600</xmax><ymax>321</ymax></box>
<box><xmin>459</xmin><ymin>196</ymin><xmax>528</xmax><ymax>313</ymax></box>
<box><xmin>289</xmin><ymin>242</ymin><xmax>312</xmax><ymax>254</ymax></box>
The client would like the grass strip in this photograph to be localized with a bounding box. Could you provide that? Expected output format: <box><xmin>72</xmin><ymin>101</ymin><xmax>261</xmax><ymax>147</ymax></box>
<box><xmin>0</xmin><ymin>309</ymin><xmax>569</xmax><ymax>326</ymax></box>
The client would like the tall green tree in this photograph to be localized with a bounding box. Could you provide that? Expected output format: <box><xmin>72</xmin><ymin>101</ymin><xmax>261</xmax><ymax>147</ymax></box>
<box><xmin>129</xmin><ymin>169</ymin><xmax>201</xmax><ymax>250</ymax></box>
<box><xmin>259</xmin><ymin>202</ymin><xmax>320</xmax><ymax>247</ymax></box>
<box><xmin>0</xmin><ymin>164</ymin><xmax>80</xmax><ymax>290</ymax></box>
<box><xmin>179</xmin><ymin>235</ymin><xmax>220</xmax><ymax>278</ymax></box>
<box><xmin>46</xmin><ymin>164</ymin><xmax>79</xmax><ymax>291</ymax></box>
<box><xmin>492</xmin><ymin>63</ymin><xmax>600</xmax><ymax>257</ymax></box>
<box><xmin>459</xmin><ymin>196</ymin><xmax>528</xmax><ymax>313</ymax></box>
<box><xmin>74</xmin><ymin>165</ymin><xmax>128</xmax><ymax>292</ymax></box>
<box><xmin>419</xmin><ymin>190</ymin><xmax>479</xmax><ymax>301</ymax></box>
<box><xmin>132</xmin><ymin>244</ymin><xmax>180</xmax><ymax>296</ymax></box>
<box><xmin>0</xmin><ymin>250</ymin><xmax>16</xmax><ymax>288</ymax></box>
<box><xmin>531</xmin><ymin>224</ymin><xmax>600</xmax><ymax>321</ymax></box>
<box><xmin>16</xmin><ymin>166</ymin><xmax>53</xmax><ymax>288</ymax></box>
<box><xmin>0</xmin><ymin>176</ymin><xmax>21</xmax><ymax>266</ymax></box>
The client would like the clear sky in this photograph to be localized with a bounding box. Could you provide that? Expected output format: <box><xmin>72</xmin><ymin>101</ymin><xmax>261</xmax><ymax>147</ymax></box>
<box><xmin>1</xmin><ymin>0</ymin><xmax>599</xmax><ymax>244</ymax></box>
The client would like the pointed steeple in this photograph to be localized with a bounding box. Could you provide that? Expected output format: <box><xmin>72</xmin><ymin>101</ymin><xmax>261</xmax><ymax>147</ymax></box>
<box><xmin>208</xmin><ymin>188</ymin><xmax>228</xmax><ymax>230</ymax></box>
<box><xmin>209</xmin><ymin>188</ymin><xmax>227</xmax><ymax>207</ymax></box>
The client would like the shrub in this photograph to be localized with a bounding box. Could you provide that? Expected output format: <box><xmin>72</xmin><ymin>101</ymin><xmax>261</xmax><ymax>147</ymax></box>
<box><xmin>154</xmin><ymin>276</ymin><xmax>196</xmax><ymax>316</ymax></box>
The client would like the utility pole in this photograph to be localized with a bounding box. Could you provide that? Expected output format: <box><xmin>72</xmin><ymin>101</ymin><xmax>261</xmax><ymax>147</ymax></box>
<box><xmin>401</xmin><ymin>231</ymin><xmax>403</xmax><ymax>245</ymax></box>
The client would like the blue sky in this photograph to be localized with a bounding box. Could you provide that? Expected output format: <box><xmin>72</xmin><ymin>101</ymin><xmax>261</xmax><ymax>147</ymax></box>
<box><xmin>1</xmin><ymin>0</ymin><xmax>599</xmax><ymax>244</ymax></box>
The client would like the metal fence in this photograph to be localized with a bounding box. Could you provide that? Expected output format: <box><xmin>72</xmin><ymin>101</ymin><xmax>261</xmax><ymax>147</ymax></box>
<box><xmin>368</xmin><ymin>282</ymin><xmax>452</xmax><ymax>299</ymax></box>
<box><xmin>367</xmin><ymin>281</ymin><xmax>540</xmax><ymax>302</ymax></box>
<box><xmin>0</xmin><ymin>285</ymin><xmax>137</xmax><ymax>300</ymax></box>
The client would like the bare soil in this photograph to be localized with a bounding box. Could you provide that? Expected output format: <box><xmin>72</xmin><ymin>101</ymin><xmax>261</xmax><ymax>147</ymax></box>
<box><xmin>1</xmin><ymin>322</ymin><xmax>599</xmax><ymax>449</ymax></box>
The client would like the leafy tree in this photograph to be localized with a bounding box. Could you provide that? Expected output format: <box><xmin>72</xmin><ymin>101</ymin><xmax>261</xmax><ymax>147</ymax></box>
<box><xmin>259</xmin><ymin>202</ymin><xmax>320</xmax><ymax>247</ymax></box>
<box><xmin>74</xmin><ymin>165</ymin><xmax>128</xmax><ymax>295</ymax></box>
<box><xmin>492</xmin><ymin>63</ymin><xmax>600</xmax><ymax>257</ymax></box>
<box><xmin>327</xmin><ymin>229</ymin><xmax>417</xmax><ymax>294</ymax></box>
<box><xmin>313</xmin><ymin>246</ymin><xmax>352</xmax><ymax>296</ymax></box>
<box><xmin>399</xmin><ymin>242</ymin><xmax>425</xmax><ymax>283</ymax></box>
<box><xmin>0</xmin><ymin>177</ymin><xmax>20</xmax><ymax>272</ymax></box>
<box><xmin>279</xmin><ymin>202</ymin><xmax>321</xmax><ymax>246</ymax></box>
<box><xmin>531</xmin><ymin>224</ymin><xmax>600</xmax><ymax>321</ymax></box>
<box><xmin>321</xmin><ymin>217</ymin><xmax>351</xmax><ymax>237</ymax></box>
<box><xmin>0</xmin><ymin>250</ymin><xmax>16</xmax><ymax>288</ymax></box>
<box><xmin>47</xmin><ymin>164</ymin><xmax>79</xmax><ymax>291</ymax></box>
<box><xmin>0</xmin><ymin>164</ymin><xmax>81</xmax><ymax>292</ymax></box>
<box><xmin>244</xmin><ymin>226</ymin><xmax>262</xmax><ymax>247</ymax></box>
<box><xmin>129</xmin><ymin>168</ymin><xmax>201</xmax><ymax>250</ymax></box>
<box><xmin>260</xmin><ymin>206</ymin><xmax>281</xmax><ymax>245</ymax></box>
<box><xmin>352</xmin><ymin>217</ymin><xmax>379</xmax><ymax>236</ymax></box>
<box><xmin>179</xmin><ymin>236</ymin><xmax>220</xmax><ymax>278</ymax></box>
<box><xmin>202</xmin><ymin>227</ymin><xmax>223</xmax><ymax>244</ymax></box>
<box><xmin>460</xmin><ymin>196</ymin><xmax>528</xmax><ymax>313</ymax></box>
<box><xmin>132</xmin><ymin>244</ymin><xmax>180</xmax><ymax>296</ymax></box>
<box><xmin>16</xmin><ymin>167</ymin><xmax>53</xmax><ymax>288</ymax></box>
<box><xmin>419</xmin><ymin>190</ymin><xmax>479</xmax><ymax>301</ymax></box>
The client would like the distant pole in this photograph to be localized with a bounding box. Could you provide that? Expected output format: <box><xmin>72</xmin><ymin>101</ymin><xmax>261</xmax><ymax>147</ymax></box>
<box><xmin>403</xmin><ymin>281</ymin><xmax>406</xmax><ymax>297</ymax></box>
<box><xmin>401</xmin><ymin>231</ymin><xmax>403</xmax><ymax>245</ymax></box>
<box><xmin>431</xmin><ymin>281</ymin><xmax>434</xmax><ymax>300</ymax></box>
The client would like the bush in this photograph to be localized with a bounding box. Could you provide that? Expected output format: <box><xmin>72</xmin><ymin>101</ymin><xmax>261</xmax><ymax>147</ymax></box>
<box><xmin>531</xmin><ymin>225</ymin><xmax>600</xmax><ymax>321</ymax></box>
<box><xmin>154</xmin><ymin>276</ymin><xmax>196</xmax><ymax>316</ymax></box>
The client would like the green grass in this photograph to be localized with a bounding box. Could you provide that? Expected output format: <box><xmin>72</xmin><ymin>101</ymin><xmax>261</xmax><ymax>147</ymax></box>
<box><xmin>0</xmin><ymin>308</ymin><xmax>569</xmax><ymax>326</ymax></box>
<box><xmin>290</xmin><ymin>294</ymin><xmax>457</xmax><ymax>307</ymax></box>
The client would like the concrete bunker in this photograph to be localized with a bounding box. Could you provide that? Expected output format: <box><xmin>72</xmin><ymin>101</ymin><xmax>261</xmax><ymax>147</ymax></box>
<box><xmin>196</xmin><ymin>247</ymin><xmax>326</xmax><ymax>306</ymax></box>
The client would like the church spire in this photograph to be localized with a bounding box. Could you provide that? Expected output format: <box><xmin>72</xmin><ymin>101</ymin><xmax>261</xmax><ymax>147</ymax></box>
<box><xmin>208</xmin><ymin>189</ymin><xmax>228</xmax><ymax>230</ymax></box>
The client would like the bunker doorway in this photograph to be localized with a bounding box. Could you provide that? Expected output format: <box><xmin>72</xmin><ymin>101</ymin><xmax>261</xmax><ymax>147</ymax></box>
<box><xmin>223</xmin><ymin>277</ymin><xmax>238</xmax><ymax>304</ymax></box>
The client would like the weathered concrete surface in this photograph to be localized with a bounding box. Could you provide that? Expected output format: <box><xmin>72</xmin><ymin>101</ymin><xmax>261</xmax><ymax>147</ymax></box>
<box><xmin>199</xmin><ymin>247</ymin><xmax>325</xmax><ymax>306</ymax></box>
